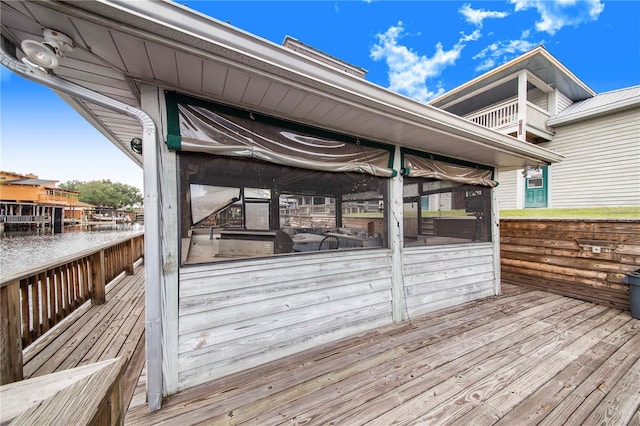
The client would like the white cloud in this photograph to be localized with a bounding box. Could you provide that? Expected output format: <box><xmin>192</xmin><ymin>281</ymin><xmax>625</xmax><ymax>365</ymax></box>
<box><xmin>510</xmin><ymin>0</ymin><xmax>604</xmax><ymax>35</ymax></box>
<box><xmin>370</xmin><ymin>22</ymin><xmax>480</xmax><ymax>102</ymax></box>
<box><xmin>459</xmin><ymin>4</ymin><xmax>509</xmax><ymax>28</ymax></box>
<box><xmin>473</xmin><ymin>38</ymin><xmax>539</xmax><ymax>72</ymax></box>
<box><xmin>334</xmin><ymin>2</ymin><xmax>340</xmax><ymax>13</ymax></box>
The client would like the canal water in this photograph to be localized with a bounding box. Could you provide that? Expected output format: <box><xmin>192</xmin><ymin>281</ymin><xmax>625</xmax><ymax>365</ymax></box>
<box><xmin>0</xmin><ymin>223</ymin><xmax>144</xmax><ymax>278</ymax></box>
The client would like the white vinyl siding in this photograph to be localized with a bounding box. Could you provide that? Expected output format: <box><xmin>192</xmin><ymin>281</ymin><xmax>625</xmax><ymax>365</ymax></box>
<box><xmin>494</xmin><ymin>169</ymin><xmax>519</xmax><ymax>210</ymax></box>
<box><xmin>540</xmin><ymin>108</ymin><xmax>640</xmax><ymax>207</ymax></box>
<box><xmin>556</xmin><ymin>91</ymin><xmax>574</xmax><ymax>113</ymax></box>
<box><xmin>528</xmin><ymin>88</ymin><xmax>548</xmax><ymax>110</ymax></box>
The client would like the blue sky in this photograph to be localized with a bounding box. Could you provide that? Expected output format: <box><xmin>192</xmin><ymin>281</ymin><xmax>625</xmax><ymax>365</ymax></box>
<box><xmin>1</xmin><ymin>0</ymin><xmax>639</xmax><ymax>193</ymax></box>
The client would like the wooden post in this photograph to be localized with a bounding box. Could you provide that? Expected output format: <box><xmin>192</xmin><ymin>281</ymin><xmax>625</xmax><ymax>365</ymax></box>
<box><xmin>91</xmin><ymin>251</ymin><xmax>106</xmax><ymax>305</ymax></box>
<box><xmin>389</xmin><ymin>146</ymin><xmax>407</xmax><ymax>323</ymax></box>
<box><xmin>0</xmin><ymin>280</ymin><xmax>23</xmax><ymax>384</ymax></box>
<box><xmin>125</xmin><ymin>238</ymin><xmax>135</xmax><ymax>276</ymax></box>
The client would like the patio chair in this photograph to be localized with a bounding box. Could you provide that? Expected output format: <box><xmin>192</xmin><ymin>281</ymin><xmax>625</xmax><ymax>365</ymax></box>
<box><xmin>318</xmin><ymin>235</ymin><xmax>339</xmax><ymax>250</ymax></box>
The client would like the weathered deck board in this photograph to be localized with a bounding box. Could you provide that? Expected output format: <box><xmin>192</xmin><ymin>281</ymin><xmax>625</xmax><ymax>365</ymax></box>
<box><xmin>21</xmin><ymin>265</ymin><xmax>146</xmax><ymax>411</ymax></box>
<box><xmin>125</xmin><ymin>283</ymin><xmax>640</xmax><ymax>426</ymax></box>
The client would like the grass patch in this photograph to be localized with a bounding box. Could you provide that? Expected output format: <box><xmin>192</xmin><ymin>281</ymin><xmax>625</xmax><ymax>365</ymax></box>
<box><xmin>500</xmin><ymin>206</ymin><xmax>640</xmax><ymax>219</ymax></box>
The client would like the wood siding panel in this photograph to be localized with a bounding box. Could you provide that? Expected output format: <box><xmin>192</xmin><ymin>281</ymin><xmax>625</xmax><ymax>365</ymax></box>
<box><xmin>541</xmin><ymin>109</ymin><xmax>640</xmax><ymax>207</ymax></box>
<box><xmin>177</xmin><ymin>250</ymin><xmax>393</xmax><ymax>390</ymax></box>
<box><xmin>403</xmin><ymin>243</ymin><xmax>496</xmax><ymax>318</ymax></box>
<box><xmin>500</xmin><ymin>219</ymin><xmax>640</xmax><ymax>311</ymax></box>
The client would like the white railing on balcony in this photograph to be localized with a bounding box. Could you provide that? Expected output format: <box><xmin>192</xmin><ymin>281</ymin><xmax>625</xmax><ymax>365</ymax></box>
<box><xmin>465</xmin><ymin>99</ymin><xmax>553</xmax><ymax>137</ymax></box>
<box><xmin>465</xmin><ymin>99</ymin><xmax>518</xmax><ymax>130</ymax></box>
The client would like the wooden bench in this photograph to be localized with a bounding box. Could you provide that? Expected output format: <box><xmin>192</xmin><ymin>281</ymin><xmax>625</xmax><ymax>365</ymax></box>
<box><xmin>0</xmin><ymin>357</ymin><xmax>126</xmax><ymax>425</ymax></box>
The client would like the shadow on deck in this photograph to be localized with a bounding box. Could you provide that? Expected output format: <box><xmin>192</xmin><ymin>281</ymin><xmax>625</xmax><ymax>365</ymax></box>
<box><xmin>20</xmin><ymin>272</ymin><xmax>640</xmax><ymax>425</ymax></box>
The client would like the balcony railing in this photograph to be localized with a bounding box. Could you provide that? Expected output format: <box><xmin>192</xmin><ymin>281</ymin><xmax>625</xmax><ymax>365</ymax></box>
<box><xmin>465</xmin><ymin>99</ymin><xmax>552</xmax><ymax>137</ymax></box>
<box><xmin>466</xmin><ymin>99</ymin><xmax>518</xmax><ymax>130</ymax></box>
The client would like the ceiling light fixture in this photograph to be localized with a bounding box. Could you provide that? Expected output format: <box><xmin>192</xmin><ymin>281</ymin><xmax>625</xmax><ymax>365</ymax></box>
<box><xmin>20</xmin><ymin>28</ymin><xmax>74</xmax><ymax>72</ymax></box>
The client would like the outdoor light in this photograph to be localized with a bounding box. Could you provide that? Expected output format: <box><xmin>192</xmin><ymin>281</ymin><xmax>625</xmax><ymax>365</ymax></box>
<box><xmin>522</xmin><ymin>165</ymin><xmax>541</xmax><ymax>179</ymax></box>
<box><xmin>130</xmin><ymin>137</ymin><xmax>143</xmax><ymax>154</ymax></box>
<box><xmin>20</xmin><ymin>29</ymin><xmax>74</xmax><ymax>72</ymax></box>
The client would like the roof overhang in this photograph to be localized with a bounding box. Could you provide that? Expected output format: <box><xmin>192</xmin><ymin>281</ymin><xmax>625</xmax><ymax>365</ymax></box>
<box><xmin>1</xmin><ymin>0</ymin><xmax>563</xmax><ymax>171</ymax></box>
<box><xmin>430</xmin><ymin>46</ymin><xmax>596</xmax><ymax>116</ymax></box>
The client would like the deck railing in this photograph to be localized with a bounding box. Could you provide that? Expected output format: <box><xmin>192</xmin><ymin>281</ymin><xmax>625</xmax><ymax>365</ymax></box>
<box><xmin>0</xmin><ymin>232</ymin><xmax>144</xmax><ymax>385</ymax></box>
<box><xmin>466</xmin><ymin>98</ymin><xmax>518</xmax><ymax>130</ymax></box>
<box><xmin>465</xmin><ymin>99</ymin><xmax>552</xmax><ymax>135</ymax></box>
<box><xmin>0</xmin><ymin>215</ymin><xmax>49</xmax><ymax>224</ymax></box>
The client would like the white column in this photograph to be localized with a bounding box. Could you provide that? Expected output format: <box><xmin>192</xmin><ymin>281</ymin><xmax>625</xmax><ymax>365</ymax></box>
<box><xmin>517</xmin><ymin>70</ymin><xmax>528</xmax><ymax>141</ymax></box>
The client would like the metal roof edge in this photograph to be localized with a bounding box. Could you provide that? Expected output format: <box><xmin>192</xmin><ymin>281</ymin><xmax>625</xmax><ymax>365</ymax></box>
<box><xmin>548</xmin><ymin>93</ymin><xmax>640</xmax><ymax>127</ymax></box>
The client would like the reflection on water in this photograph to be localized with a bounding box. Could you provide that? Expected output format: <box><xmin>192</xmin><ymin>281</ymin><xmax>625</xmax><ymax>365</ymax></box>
<box><xmin>0</xmin><ymin>223</ymin><xmax>144</xmax><ymax>278</ymax></box>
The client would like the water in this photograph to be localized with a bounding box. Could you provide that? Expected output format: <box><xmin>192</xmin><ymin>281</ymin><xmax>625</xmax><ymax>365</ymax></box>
<box><xmin>0</xmin><ymin>223</ymin><xmax>144</xmax><ymax>278</ymax></box>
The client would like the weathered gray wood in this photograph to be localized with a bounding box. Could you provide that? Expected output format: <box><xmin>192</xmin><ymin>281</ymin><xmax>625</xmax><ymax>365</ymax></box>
<box><xmin>1</xmin><ymin>357</ymin><xmax>126</xmax><ymax>425</ymax></box>
<box><xmin>403</xmin><ymin>244</ymin><xmax>495</xmax><ymax>318</ymax></box>
<box><xmin>127</xmin><ymin>283</ymin><xmax>640</xmax><ymax>425</ymax></box>
<box><xmin>139</xmin><ymin>83</ymin><xmax>163</xmax><ymax>411</ymax></box>
<box><xmin>177</xmin><ymin>250</ymin><xmax>394</xmax><ymax>390</ymax></box>
<box><xmin>142</xmin><ymin>84</ymin><xmax>180</xmax><ymax>398</ymax></box>
<box><xmin>390</xmin><ymin>146</ymin><xmax>407</xmax><ymax>323</ymax></box>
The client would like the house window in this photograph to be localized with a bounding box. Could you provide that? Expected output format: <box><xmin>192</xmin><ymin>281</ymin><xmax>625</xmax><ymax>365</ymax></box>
<box><xmin>527</xmin><ymin>177</ymin><xmax>543</xmax><ymax>188</ymax></box>
<box><xmin>402</xmin><ymin>178</ymin><xmax>492</xmax><ymax>246</ymax></box>
<box><xmin>180</xmin><ymin>153</ymin><xmax>388</xmax><ymax>264</ymax></box>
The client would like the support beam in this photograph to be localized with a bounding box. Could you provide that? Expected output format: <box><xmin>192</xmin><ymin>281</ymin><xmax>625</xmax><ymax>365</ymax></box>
<box><xmin>389</xmin><ymin>147</ymin><xmax>407</xmax><ymax>323</ymax></box>
<box><xmin>517</xmin><ymin>70</ymin><xmax>528</xmax><ymax>141</ymax></box>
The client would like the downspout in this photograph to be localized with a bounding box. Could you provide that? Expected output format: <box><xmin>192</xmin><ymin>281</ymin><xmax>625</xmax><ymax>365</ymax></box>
<box><xmin>0</xmin><ymin>48</ymin><xmax>164</xmax><ymax>411</ymax></box>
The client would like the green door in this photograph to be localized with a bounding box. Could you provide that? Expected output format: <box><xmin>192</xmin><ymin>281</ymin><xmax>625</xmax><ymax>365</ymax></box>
<box><xmin>525</xmin><ymin>166</ymin><xmax>548</xmax><ymax>208</ymax></box>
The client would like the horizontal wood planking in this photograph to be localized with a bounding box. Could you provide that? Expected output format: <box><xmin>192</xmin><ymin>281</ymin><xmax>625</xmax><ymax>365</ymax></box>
<box><xmin>501</xmin><ymin>219</ymin><xmax>640</xmax><ymax>310</ymax></box>
<box><xmin>403</xmin><ymin>243</ymin><xmax>496</xmax><ymax>318</ymax></box>
<box><xmin>124</xmin><ymin>284</ymin><xmax>640</xmax><ymax>426</ymax></box>
<box><xmin>177</xmin><ymin>250</ymin><xmax>394</xmax><ymax>390</ymax></box>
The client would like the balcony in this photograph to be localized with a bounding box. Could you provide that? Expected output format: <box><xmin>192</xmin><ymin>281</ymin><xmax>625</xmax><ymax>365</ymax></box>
<box><xmin>465</xmin><ymin>98</ymin><xmax>553</xmax><ymax>142</ymax></box>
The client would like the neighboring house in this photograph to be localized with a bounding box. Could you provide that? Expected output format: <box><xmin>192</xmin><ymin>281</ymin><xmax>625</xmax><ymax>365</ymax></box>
<box><xmin>430</xmin><ymin>46</ymin><xmax>640</xmax><ymax>209</ymax></box>
<box><xmin>0</xmin><ymin>170</ymin><xmax>88</xmax><ymax>229</ymax></box>
<box><xmin>0</xmin><ymin>1</ymin><xmax>562</xmax><ymax>410</ymax></box>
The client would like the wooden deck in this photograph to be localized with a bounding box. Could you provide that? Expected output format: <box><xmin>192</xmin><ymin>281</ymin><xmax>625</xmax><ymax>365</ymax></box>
<box><xmin>124</xmin><ymin>283</ymin><xmax>640</xmax><ymax>425</ymax></box>
<box><xmin>21</xmin><ymin>264</ymin><xmax>146</xmax><ymax>412</ymax></box>
<box><xmin>21</xmin><ymin>269</ymin><xmax>640</xmax><ymax>425</ymax></box>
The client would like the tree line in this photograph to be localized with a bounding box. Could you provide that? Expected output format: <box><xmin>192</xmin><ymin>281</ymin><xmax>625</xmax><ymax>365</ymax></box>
<box><xmin>59</xmin><ymin>180</ymin><xmax>143</xmax><ymax>209</ymax></box>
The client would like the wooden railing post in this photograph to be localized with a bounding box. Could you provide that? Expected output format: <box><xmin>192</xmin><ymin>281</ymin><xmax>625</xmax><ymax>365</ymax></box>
<box><xmin>91</xmin><ymin>250</ymin><xmax>106</xmax><ymax>305</ymax></box>
<box><xmin>125</xmin><ymin>239</ymin><xmax>135</xmax><ymax>276</ymax></box>
<box><xmin>0</xmin><ymin>280</ymin><xmax>23</xmax><ymax>384</ymax></box>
